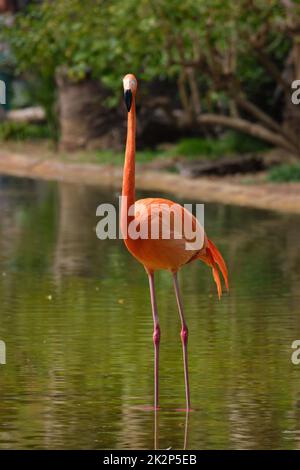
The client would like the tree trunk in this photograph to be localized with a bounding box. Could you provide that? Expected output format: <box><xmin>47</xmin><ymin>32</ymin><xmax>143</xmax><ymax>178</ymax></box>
<box><xmin>56</xmin><ymin>68</ymin><xmax>123</xmax><ymax>151</ymax></box>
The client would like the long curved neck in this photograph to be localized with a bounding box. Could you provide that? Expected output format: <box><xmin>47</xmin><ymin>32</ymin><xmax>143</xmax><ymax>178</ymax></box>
<box><xmin>121</xmin><ymin>99</ymin><xmax>136</xmax><ymax>226</ymax></box>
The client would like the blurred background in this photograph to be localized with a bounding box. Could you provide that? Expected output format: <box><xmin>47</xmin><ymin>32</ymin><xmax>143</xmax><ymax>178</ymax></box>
<box><xmin>0</xmin><ymin>0</ymin><xmax>300</xmax><ymax>180</ymax></box>
<box><xmin>1</xmin><ymin>0</ymin><xmax>300</xmax><ymax>451</ymax></box>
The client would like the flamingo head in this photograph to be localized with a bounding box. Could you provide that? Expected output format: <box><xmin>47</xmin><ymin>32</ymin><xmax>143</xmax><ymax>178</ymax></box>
<box><xmin>123</xmin><ymin>74</ymin><xmax>137</xmax><ymax>112</ymax></box>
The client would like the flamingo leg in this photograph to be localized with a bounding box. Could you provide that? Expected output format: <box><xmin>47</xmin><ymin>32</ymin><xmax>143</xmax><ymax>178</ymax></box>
<box><xmin>172</xmin><ymin>272</ymin><xmax>191</xmax><ymax>411</ymax></box>
<box><xmin>148</xmin><ymin>271</ymin><xmax>160</xmax><ymax>410</ymax></box>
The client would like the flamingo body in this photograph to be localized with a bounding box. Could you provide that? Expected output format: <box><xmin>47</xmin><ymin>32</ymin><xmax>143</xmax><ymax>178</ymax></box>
<box><xmin>121</xmin><ymin>74</ymin><xmax>228</xmax><ymax>410</ymax></box>
<box><xmin>124</xmin><ymin>197</ymin><xmax>207</xmax><ymax>272</ymax></box>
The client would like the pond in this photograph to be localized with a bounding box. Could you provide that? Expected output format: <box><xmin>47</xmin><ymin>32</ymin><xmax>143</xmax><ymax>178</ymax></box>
<box><xmin>0</xmin><ymin>175</ymin><xmax>300</xmax><ymax>450</ymax></box>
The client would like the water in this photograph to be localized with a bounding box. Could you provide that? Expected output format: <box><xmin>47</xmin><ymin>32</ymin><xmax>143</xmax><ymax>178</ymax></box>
<box><xmin>0</xmin><ymin>175</ymin><xmax>300</xmax><ymax>450</ymax></box>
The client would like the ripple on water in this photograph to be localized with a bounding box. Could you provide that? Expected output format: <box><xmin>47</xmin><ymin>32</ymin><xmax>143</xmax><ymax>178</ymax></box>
<box><xmin>0</xmin><ymin>177</ymin><xmax>300</xmax><ymax>449</ymax></box>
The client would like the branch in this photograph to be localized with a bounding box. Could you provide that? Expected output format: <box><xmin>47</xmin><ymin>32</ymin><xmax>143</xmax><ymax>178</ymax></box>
<box><xmin>235</xmin><ymin>96</ymin><xmax>299</xmax><ymax>147</ymax></box>
<box><xmin>235</xmin><ymin>96</ymin><xmax>280</xmax><ymax>132</ymax></box>
<box><xmin>196</xmin><ymin>113</ymin><xmax>298</xmax><ymax>154</ymax></box>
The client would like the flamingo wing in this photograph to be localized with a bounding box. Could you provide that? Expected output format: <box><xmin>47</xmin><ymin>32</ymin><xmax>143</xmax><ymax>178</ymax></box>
<box><xmin>124</xmin><ymin>198</ymin><xmax>205</xmax><ymax>272</ymax></box>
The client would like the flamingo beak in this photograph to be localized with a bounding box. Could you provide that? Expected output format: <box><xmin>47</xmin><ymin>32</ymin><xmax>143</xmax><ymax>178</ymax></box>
<box><xmin>124</xmin><ymin>89</ymin><xmax>132</xmax><ymax>112</ymax></box>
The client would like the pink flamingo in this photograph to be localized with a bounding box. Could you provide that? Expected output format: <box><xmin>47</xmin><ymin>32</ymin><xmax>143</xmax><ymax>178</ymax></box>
<box><xmin>121</xmin><ymin>74</ymin><xmax>229</xmax><ymax>410</ymax></box>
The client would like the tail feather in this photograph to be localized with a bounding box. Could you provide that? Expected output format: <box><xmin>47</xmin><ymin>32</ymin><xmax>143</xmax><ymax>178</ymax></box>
<box><xmin>197</xmin><ymin>238</ymin><xmax>229</xmax><ymax>299</ymax></box>
<box><xmin>207</xmin><ymin>239</ymin><xmax>229</xmax><ymax>291</ymax></box>
<box><xmin>211</xmin><ymin>256</ymin><xmax>222</xmax><ymax>300</ymax></box>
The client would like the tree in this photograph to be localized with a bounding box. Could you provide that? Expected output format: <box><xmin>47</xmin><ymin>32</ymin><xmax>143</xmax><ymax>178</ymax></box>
<box><xmin>127</xmin><ymin>0</ymin><xmax>300</xmax><ymax>155</ymax></box>
<box><xmin>3</xmin><ymin>0</ymin><xmax>300</xmax><ymax>155</ymax></box>
<box><xmin>2</xmin><ymin>0</ymin><xmax>132</xmax><ymax>149</ymax></box>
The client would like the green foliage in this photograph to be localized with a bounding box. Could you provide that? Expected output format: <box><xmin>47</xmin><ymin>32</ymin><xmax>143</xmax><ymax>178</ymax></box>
<box><xmin>1</xmin><ymin>0</ymin><xmax>296</xmax><ymax>147</ymax></box>
<box><xmin>172</xmin><ymin>138</ymin><xmax>221</xmax><ymax>158</ymax></box>
<box><xmin>2</xmin><ymin>0</ymin><xmax>140</xmax><ymax>91</ymax></box>
<box><xmin>170</xmin><ymin>132</ymin><xmax>268</xmax><ymax>159</ymax></box>
<box><xmin>222</xmin><ymin>132</ymin><xmax>269</xmax><ymax>154</ymax></box>
<box><xmin>2</xmin><ymin>0</ymin><xmax>290</xmax><ymax>91</ymax></box>
<box><xmin>267</xmin><ymin>164</ymin><xmax>300</xmax><ymax>182</ymax></box>
<box><xmin>0</xmin><ymin>121</ymin><xmax>51</xmax><ymax>141</ymax></box>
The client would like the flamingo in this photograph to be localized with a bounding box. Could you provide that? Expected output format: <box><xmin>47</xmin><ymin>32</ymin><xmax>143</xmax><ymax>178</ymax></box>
<box><xmin>121</xmin><ymin>74</ymin><xmax>229</xmax><ymax>411</ymax></box>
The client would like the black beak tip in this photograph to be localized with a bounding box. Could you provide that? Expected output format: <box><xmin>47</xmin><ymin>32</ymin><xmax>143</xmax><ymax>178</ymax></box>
<box><xmin>124</xmin><ymin>89</ymin><xmax>132</xmax><ymax>112</ymax></box>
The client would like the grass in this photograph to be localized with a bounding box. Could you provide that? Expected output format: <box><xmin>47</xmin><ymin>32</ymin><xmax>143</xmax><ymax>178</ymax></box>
<box><xmin>0</xmin><ymin>121</ymin><xmax>51</xmax><ymax>141</ymax></box>
<box><xmin>93</xmin><ymin>149</ymin><xmax>159</xmax><ymax>165</ymax></box>
<box><xmin>61</xmin><ymin>149</ymin><xmax>160</xmax><ymax>166</ymax></box>
<box><xmin>82</xmin><ymin>131</ymin><xmax>266</xmax><ymax>165</ymax></box>
<box><xmin>268</xmin><ymin>164</ymin><xmax>300</xmax><ymax>182</ymax></box>
<box><xmin>0</xmin><ymin>121</ymin><xmax>269</xmax><ymax>166</ymax></box>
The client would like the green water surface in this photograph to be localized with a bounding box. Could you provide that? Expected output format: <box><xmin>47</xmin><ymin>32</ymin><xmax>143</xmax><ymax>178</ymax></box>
<box><xmin>0</xmin><ymin>176</ymin><xmax>300</xmax><ymax>449</ymax></box>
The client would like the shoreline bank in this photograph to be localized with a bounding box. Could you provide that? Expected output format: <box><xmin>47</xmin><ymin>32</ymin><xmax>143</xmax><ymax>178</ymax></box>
<box><xmin>1</xmin><ymin>148</ymin><xmax>300</xmax><ymax>214</ymax></box>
